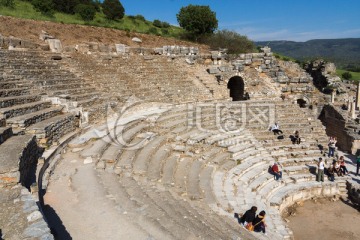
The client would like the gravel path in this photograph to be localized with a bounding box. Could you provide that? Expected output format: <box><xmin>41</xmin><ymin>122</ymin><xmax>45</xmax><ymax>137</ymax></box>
<box><xmin>43</xmin><ymin>149</ymin><xmax>149</xmax><ymax>240</ymax></box>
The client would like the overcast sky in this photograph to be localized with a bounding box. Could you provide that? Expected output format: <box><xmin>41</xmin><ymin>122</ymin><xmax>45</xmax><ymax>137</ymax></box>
<box><xmin>120</xmin><ymin>0</ymin><xmax>360</xmax><ymax>42</ymax></box>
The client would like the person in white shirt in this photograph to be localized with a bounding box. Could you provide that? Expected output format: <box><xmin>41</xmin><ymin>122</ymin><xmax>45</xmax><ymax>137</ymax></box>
<box><xmin>270</xmin><ymin>123</ymin><xmax>283</xmax><ymax>135</ymax></box>
<box><xmin>317</xmin><ymin>157</ymin><xmax>325</xmax><ymax>182</ymax></box>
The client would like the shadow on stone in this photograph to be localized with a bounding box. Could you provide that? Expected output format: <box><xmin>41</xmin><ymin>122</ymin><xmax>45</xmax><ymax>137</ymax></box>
<box><xmin>0</xmin><ymin>229</ymin><xmax>3</xmax><ymax>240</ymax></box>
<box><xmin>42</xmin><ymin>204</ymin><xmax>72</xmax><ymax>240</ymax></box>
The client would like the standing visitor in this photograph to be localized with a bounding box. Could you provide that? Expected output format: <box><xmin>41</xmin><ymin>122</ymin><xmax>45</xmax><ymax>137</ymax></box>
<box><xmin>317</xmin><ymin>157</ymin><xmax>325</xmax><ymax>182</ymax></box>
<box><xmin>328</xmin><ymin>137</ymin><xmax>337</xmax><ymax>157</ymax></box>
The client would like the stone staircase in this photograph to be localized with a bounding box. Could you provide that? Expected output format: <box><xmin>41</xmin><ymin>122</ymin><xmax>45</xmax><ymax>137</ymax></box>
<box><xmin>64</xmin><ymin>53</ymin><xmax>214</xmax><ymax>107</ymax></box>
<box><xmin>0</xmin><ymin>49</ymin><xmax>100</xmax><ymax>145</ymax></box>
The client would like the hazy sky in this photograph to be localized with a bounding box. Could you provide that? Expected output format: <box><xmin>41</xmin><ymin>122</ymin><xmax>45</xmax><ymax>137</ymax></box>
<box><xmin>120</xmin><ymin>0</ymin><xmax>360</xmax><ymax>42</ymax></box>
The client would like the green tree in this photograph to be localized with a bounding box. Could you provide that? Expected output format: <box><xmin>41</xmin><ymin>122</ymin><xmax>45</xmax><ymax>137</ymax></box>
<box><xmin>31</xmin><ymin>0</ymin><xmax>54</xmax><ymax>16</ymax></box>
<box><xmin>0</xmin><ymin>0</ymin><xmax>15</xmax><ymax>8</ymax></box>
<box><xmin>204</xmin><ymin>30</ymin><xmax>255</xmax><ymax>54</ymax></box>
<box><xmin>176</xmin><ymin>4</ymin><xmax>218</xmax><ymax>39</ymax></box>
<box><xmin>153</xmin><ymin>19</ymin><xmax>162</xmax><ymax>28</ymax></box>
<box><xmin>75</xmin><ymin>3</ymin><xmax>96</xmax><ymax>21</ymax></box>
<box><xmin>342</xmin><ymin>71</ymin><xmax>352</xmax><ymax>80</ymax></box>
<box><xmin>102</xmin><ymin>0</ymin><xmax>124</xmax><ymax>20</ymax></box>
<box><xmin>52</xmin><ymin>0</ymin><xmax>78</xmax><ymax>14</ymax></box>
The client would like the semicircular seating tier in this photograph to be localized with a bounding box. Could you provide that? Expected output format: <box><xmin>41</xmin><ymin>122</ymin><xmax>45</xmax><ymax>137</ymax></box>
<box><xmin>67</xmin><ymin>99</ymin><xmax>349</xmax><ymax>240</ymax></box>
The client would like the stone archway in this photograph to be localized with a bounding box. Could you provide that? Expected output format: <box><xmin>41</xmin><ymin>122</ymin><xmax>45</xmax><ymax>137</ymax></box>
<box><xmin>227</xmin><ymin>76</ymin><xmax>246</xmax><ymax>101</ymax></box>
<box><xmin>297</xmin><ymin>99</ymin><xmax>307</xmax><ymax>108</ymax></box>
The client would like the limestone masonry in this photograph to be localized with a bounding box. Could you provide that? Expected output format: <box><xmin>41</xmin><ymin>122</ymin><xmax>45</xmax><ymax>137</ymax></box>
<box><xmin>1</xmin><ymin>32</ymin><xmax>360</xmax><ymax>240</ymax></box>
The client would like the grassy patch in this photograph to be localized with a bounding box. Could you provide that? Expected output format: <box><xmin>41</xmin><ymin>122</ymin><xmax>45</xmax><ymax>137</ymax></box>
<box><xmin>0</xmin><ymin>0</ymin><xmax>184</xmax><ymax>38</ymax></box>
<box><xmin>336</xmin><ymin>69</ymin><xmax>360</xmax><ymax>81</ymax></box>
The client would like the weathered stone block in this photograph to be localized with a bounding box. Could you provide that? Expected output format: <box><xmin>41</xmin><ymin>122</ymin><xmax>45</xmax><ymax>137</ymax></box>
<box><xmin>207</xmin><ymin>67</ymin><xmax>220</xmax><ymax>74</ymax></box>
<box><xmin>46</xmin><ymin>39</ymin><xmax>62</xmax><ymax>53</ymax></box>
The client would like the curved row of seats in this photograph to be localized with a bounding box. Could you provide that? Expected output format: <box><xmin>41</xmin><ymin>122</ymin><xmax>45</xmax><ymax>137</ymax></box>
<box><xmin>65</xmin><ymin>99</ymin><xmax>348</xmax><ymax>239</ymax></box>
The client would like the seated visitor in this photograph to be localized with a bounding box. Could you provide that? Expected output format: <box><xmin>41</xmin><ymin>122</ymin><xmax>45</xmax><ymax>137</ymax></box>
<box><xmin>269</xmin><ymin>123</ymin><xmax>283</xmax><ymax>135</ymax></box>
<box><xmin>327</xmin><ymin>164</ymin><xmax>335</xmax><ymax>181</ymax></box>
<box><xmin>239</xmin><ymin>206</ymin><xmax>257</xmax><ymax>227</ymax></box>
<box><xmin>333</xmin><ymin>160</ymin><xmax>343</xmax><ymax>177</ymax></box>
<box><xmin>253</xmin><ymin>210</ymin><xmax>267</xmax><ymax>234</ymax></box>
<box><xmin>271</xmin><ymin>162</ymin><xmax>282</xmax><ymax>181</ymax></box>
<box><xmin>339</xmin><ymin>156</ymin><xmax>349</xmax><ymax>175</ymax></box>
<box><xmin>291</xmin><ymin>130</ymin><xmax>301</xmax><ymax>144</ymax></box>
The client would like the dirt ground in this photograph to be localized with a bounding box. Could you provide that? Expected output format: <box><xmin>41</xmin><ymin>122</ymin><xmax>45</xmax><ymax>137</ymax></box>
<box><xmin>286</xmin><ymin>198</ymin><xmax>360</xmax><ymax>240</ymax></box>
<box><xmin>0</xmin><ymin>16</ymin><xmax>209</xmax><ymax>50</ymax></box>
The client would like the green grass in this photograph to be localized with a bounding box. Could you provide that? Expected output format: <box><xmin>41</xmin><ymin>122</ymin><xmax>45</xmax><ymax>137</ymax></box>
<box><xmin>336</xmin><ymin>69</ymin><xmax>360</xmax><ymax>81</ymax></box>
<box><xmin>0</xmin><ymin>0</ymin><xmax>184</xmax><ymax>38</ymax></box>
<box><xmin>273</xmin><ymin>52</ymin><xmax>298</xmax><ymax>63</ymax></box>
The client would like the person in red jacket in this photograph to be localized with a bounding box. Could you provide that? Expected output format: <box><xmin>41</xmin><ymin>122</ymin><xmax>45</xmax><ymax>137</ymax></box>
<box><xmin>271</xmin><ymin>162</ymin><xmax>282</xmax><ymax>180</ymax></box>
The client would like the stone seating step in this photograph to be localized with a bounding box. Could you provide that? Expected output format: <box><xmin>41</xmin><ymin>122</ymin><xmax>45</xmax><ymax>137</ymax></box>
<box><xmin>199</xmin><ymin>165</ymin><xmax>217</xmax><ymax>205</ymax></box>
<box><xmin>268</xmin><ymin>181</ymin><xmax>340</xmax><ymax>211</ymax></box>
<box><xmin>0</xmin><ymin>134</ymin><xmax>37</xmax><ymax>187</ymax></box>
<box><xmin>0</xmin><ymin>95</ymin><xmax>41</xmax><ymax>108</ymax></box>
<box><xmin>232</xmin><ymin>146</ymin><xmax>264</xmax><ymax>160</ymax></box>
<box><xmin>283</xmin><ymin>164</ymin><xmax>315</xmax><ymax>175</ymax></box>
<box><xmin>173</xmin><ymin>157</ymin><xmax>192</xmax><ymax>194</ymax></box>
<box><xmin>217</xmin><ymin>134</ymin><xmax>254</xmax><ymax>147</ymax></box>
<box><xmin>0</xmin><ymin>126</ymin><xmax>13</xmax><ymax>145</ymax></box>
<box><xmin>50</xmin><ymin>87</ymin><xmax>97</xmax><ymax>96</ymax></box>
<box><xmin>26</xmin><ymin>113</ymin><xmax>77</xmax><ymax>145</ymax></box>
<box><xmin>100</xmin><ymin>144</ymin><xmax>121</xmax><ymax>170</ymax></box>
<box><xmin>0</xmin><ymin>80</ymin><xmax>31</xmax><ymax>89</ymax></box>
<box><xmin>0</xmin><ymin>101</ymin><xmax>52</xmax><ymax>119</ymax></box>
<box><xmin>70</xmin><ymin>92</ymin><xmax>101</xmax><ymax>101</ymax></box>
<box><xmin>0</xmin><ymin>88</ymin><xmax>29</xmax><ymax>98</ymax></box>
<box><xmin>161</xmin><ymin>153</ymin><xmax>180</xmax><ymax>186</ymax></box>
<box><xmin>40</xmin><ymin>83</ymin><xmax>91</xmax><ymax>91</ymax></box>
<box><xmin>147</xmin><ymin>144</ymin><xmax>171</xmax><ymax>181</ymax></box>
<box><xmin>187</xmin><ymin>159</ymin><xmax>204</xmax><ymax>200</ymax></box>
<box><xmin>6</xmin><ymin>106</ymin><xmax>63</xmax><ymax>128</ymax></box>
<box><xmin>0</xmin><ymin>114</ymin><xmax>5</xmax><ymax>127</ymax></box>
<box><xmin>212</xmin><ymin>171</ymin><xmax>235</xmax><ymax>213</ymax></box>
<box><xmin>115</xmin><ymin>148</ymin><xmax>137</xmax><ymax>170</ymax></box>
<box><xmin>98</xmin><ymin>172</ymin><xmax>178</xmax><ymax>239</ymax></box>
<box><xmin>80</xmin><ymin>136</ymin><xmax>110</xmax><ymax>158</ymax></box>
<box><xmin>133</xmin><ymin>135</ymin><xmax>166</xmax><ymax>175</ymax></box>
<box><xmin>279</xmin><ymin>156</ymin><xmax>318</xmax><ymax>166</ymax></box>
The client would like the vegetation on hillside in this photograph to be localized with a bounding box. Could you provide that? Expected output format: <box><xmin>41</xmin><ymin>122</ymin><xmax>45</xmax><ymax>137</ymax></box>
<box><xmin>0</xmin><ymin>1</ymin><xmax>256</xmax><ymax>53</ymax></box>
<box><xmin>336</xmin><ymin>69</ymin><xmax>360</xmax><ymax>81</ymax></box>
<box><xmin>257</xmin><ymin>39</ymin><xmax>360</xmax><ymax>72</ymax></box>
<box><xmin>204</xmin><ymin>30</ymin><xmax>256</xmax><ymax>54</ymax></box>
<box><xmin>0</xmin><ymin>0</ymin><xmax>183</xmax><ymax>37</ymax></box>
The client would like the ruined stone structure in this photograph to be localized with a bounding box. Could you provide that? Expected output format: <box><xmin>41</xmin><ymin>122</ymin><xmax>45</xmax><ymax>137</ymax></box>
<box><xmin>0</xmin><ymin>34</ymin><xmax>358</xmax><ymax>240</ymax></box>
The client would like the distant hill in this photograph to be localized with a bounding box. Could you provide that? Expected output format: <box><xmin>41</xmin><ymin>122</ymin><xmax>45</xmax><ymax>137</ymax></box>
<box><xmin>256</xmin><ymin>38</ymin><xmax>360</xmax><ymax>70</ymax></box>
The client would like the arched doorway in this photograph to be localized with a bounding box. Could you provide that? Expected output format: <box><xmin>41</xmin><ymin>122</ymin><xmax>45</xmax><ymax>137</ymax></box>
<box><xmin>227</xmin><ymin>76</ymin><xmax>246</xmax><ymax>101</ymax></box>
<box><xmin>297</xmin><ymin>99</ymin><xmax>307</xmax><ymax>108</ymax></box>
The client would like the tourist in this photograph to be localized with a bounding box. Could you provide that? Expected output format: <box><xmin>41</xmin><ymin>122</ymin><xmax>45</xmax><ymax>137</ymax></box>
<box><xmin>339</xmin><ymin>156</ymin><xmax>349</xmax><ymax>175</ymax></box>
<box><xmin>239</xmin><ymin>206</ymin><xmax>257</xmax><ymax>227</ymax></box>
<box><xmin>327</xmin><ymin>164</ymin><xmax>335</xmax><ymax>181</ymax></box>
<box><xmin>271</xmin><ymin>162</ymin><xmax>282</xmax><ymax>181</ymax></box>
<box><xmin>333</xmin><ymin>160</ymin><xmax>343</xmax><ymax>177</ymax></box>
<box><xmin>357</xmin><ymin>154</ymin><xmax>360</xmax><ymax>176</ymax></box>
<box><xmin>292</xmin><ymin>130</ymin><xmax>301</xmax><ymax>144</ymax></box>
<box><xmin>328</xmin><ymin>137</ymin><xmax>337</xmax><ymax>157</ymax></box>
<box><xmin>270</xmin><ymin>123</ymin><xmax>283</xmax><ymax>135</ymax></box>
<box><xmin>317</xmin><ymin>158</ymin><xmax>325</xmax><ymax>182</ymax></box>
<box><xmin>253</xmin><ymin>210</ymin><xmax>266</xmax><ymax>234</ymax></box>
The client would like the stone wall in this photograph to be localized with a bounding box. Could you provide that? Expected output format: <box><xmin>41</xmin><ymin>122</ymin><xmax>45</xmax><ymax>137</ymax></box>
<box><xmin>0</xmin><ymin>187</ymin><xmax>53</xmax><ymax>239</ymax></box>
<box><xmin>0</xmin><ymin>34</ymin><xmax>43</xmax><ymax>50</ymax></box>
<box><xmin>318</xmin><ymin>104</ymin><xmax>360</xmax><ymax>153</ymax></box>
<box><xmin>346</xmin><ymin>180</ymin><xmax>360</xmax><ymax>206</ymax></box>
<box><xmin>19</xmin><ymin>136</ymin><xmax>44</xmax><ymax>189</ymax></box>
<box><xmin>305</xmin><ymin>59</ymin><xmax>341</xmax><ymax>92</ymax></box>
